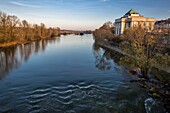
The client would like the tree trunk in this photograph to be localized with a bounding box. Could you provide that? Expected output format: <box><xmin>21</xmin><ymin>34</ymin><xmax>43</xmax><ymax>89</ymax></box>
<box><xmin>141</xmin><ymin>67</ymin><xmax>148</xmax><ymax>78</ymax></box>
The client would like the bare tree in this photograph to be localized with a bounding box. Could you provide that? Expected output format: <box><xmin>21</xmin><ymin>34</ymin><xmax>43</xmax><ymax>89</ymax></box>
<box><xmin>0</xmin><ymin>12</ymin><xmax>10</xmax><ymax>43</ymax></box>
<box><xmin>0</xmin><ymin>11</ymin><xmax>60</xmax><ymax>44</ymax></box>
<box><xmin>21</xmin><ymin>20</ymin><xmax>30</xmax><ymax>41</ymax></box>
<box><xmin>40</xmin><ymin>23</ymin><xmax>46</xmax><ymax>37</ymax></box>
<box><xmin>8</xmin><ymin>15</ymin><xmax>20</xmax><ymax>41</ymax></box>
<box><xmin>33</xmin><ymin>24</ymin><xmax>40</xmax><ymax>38</ymax></box>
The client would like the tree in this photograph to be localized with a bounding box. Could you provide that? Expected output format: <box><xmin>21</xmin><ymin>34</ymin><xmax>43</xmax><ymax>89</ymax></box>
<box><xmin>119</xmin><ymin>26</ymin><xmax>170</xmax><ymax>78</ymax></box>
<box><xmin>8</xmin><ymin>15</ymin><xmax>20</xmax><ymax>41</ymax></box>
<box><xmin>21</xmin><ymin>20</ymin><xmax>29</xmax><ymax>40</ymax></box>
<box><xmin>93</xmin><ymin>21</ymin><xmax>115</xmax><ymax>42</ymax></box>
<box><xmin>0</xmin><ymin>11</ymin><xmax>60</xmax><ymax>44</ymax></box>
<box><xmin>20</xmin><ymin>20</ymin><xmax>34</xmax><ymax>41</ymax></box>
<box><xmin>93</xmin><ymin>29</ymin><xmax>114</xmax><ymax>42</ymax></box>
<box><xmin>100</xmin><ymin>21</ymin><xmax>113</xmax><ymax>30</ymax></box>
<box><xmin>53</xmin><ymin>27</ymin><xmax>60</xmax><ymax>37</ymax></box>
<box><xmin>40</xmin><ymin>23</ymin><xmax>46</xmax><ymax>37</ymax></box>
<box><xmin>0</xmin><ymin>11</ymin><xmax>3</xmax><ymax>42</ymax></box>
<box><xmin>33</xmin><ymin>24</ymin><xmax>39</xmax><ymax>38</ymax></box>
<box><xmin>0</xmin><ymin>12</ymin><xmax>10</xmax><ymax>43</ymax></box>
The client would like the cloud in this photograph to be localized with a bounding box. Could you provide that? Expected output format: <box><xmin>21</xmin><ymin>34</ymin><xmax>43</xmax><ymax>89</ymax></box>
<box><xmin>168</xmin><ymin>10</ymin><xmax>170</xmax><ymax>13</ymax></box>
<box><xmin>10</xmin><ymin>1</ymin><xmax>41</xmax><ymax>8</ymax></box>
<box><xmin>101</xmin><ymin>0</ymin><xmax>110</xmax><ymax>2</ymax></box>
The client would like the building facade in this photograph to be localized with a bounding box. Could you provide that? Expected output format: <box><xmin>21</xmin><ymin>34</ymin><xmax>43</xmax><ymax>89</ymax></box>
<box><xmin>155</xmin><ymin>18</ymin><xmax>170</xmax><ymax>30</ymax></box>
<box><xmin>115</xmin><ymin>9</ymin><xmax>155</xmax><ymax>35</ymax></box>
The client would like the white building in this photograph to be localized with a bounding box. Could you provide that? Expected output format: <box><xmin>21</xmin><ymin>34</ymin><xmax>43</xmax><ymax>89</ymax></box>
<box><xmin>155</xmin><ymin>18</ymin><xmax>170</xmax><ymax>30</ymax></box>
<box><xmin>115</xmin><ymin>9</ymin><xmax>155</xmax><ymax>35</ymax></box>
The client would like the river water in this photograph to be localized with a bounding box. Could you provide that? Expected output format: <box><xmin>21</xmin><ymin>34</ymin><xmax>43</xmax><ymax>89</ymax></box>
<box><xmin>0</xmin><ymin>34</ymin><xmax>155</xmax><ymax>113</ymax></box>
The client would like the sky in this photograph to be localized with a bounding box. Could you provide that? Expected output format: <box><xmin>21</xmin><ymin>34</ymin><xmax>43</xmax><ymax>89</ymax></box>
<box><xmin>0</xmin><ymin>0</ymin><xmax>170</xmax><ymax>30</ymax></box>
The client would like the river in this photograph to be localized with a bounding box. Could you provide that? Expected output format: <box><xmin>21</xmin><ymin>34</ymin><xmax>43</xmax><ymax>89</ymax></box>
<box><xmin>0</xmin><ymin>34</ymin><xmax>163</xmax><ymax>113</ymax></box>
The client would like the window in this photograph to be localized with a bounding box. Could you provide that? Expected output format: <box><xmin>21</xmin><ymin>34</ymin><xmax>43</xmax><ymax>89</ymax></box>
<box><xmin>149</xmin><ymin>22</ymin><xmax>152</xmax><ymax>30</ymax></box>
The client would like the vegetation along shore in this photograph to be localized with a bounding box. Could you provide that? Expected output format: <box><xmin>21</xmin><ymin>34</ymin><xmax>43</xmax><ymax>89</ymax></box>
<box><xmin>0</xmin><ymin>11</ymin><xmax>60</xmax><ymax>48</ymax></box>
<box><xmin>93</xmin><ymin>20</ymin><xmax>170</xmax><ymax>112</ymax></box>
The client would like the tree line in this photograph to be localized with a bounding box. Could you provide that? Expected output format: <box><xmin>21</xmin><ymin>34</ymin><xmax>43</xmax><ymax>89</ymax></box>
<box><xmin>93</xmin><ymin>21</ymin><xmax>170</xmax><ymax>79</ymax></box>
<box><xmin>93</xmin><ymin>21</ymin><xmax>170</xmax><ymax>112</ymax></box>
<box><xmin>93</xmin><ymin>21</ymin><xmax>115</xmax><ymax>42</ymax></box>
<box><xmin>0</xmin><ymin>11</ymin><xmax>60</xmax><ymax>44</ymax></box>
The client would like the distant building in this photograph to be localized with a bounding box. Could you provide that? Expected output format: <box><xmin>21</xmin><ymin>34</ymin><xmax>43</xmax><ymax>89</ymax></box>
<box><xmin>155</xmin><ymin>18</ymin><xmax>170</xmax><ymax>30</ymax></box>
<box><xmin>115</xmin><ymin>9</ymin><xmax>155</xmax><ymax>35</ymax></box>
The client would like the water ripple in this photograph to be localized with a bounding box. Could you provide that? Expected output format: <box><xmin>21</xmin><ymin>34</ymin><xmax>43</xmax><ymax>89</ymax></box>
<box><xmin>0</xmin><ymin>80</ymin><xmax>148</xmax><ymax>113</ymax></box>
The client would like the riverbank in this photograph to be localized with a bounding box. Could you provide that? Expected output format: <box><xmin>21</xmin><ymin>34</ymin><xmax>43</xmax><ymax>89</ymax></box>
<box><xmin>95</xmin><ymin>40</ymin><xmax>170</xmax><ymax>112</ymax></box>
<box><xmin>0</xmin><ymin>41</ymin><xmax>18</xmax><ymax>48</ymax></box>
<box><xmin>0</xmin><ymin>36</ymin><xmax>57</xmax><ymax>48</ymax></box>
<box><xmin>96</xmin><ymin>41</ymin><xmax>170</xmax><ymax>73</ymax></box>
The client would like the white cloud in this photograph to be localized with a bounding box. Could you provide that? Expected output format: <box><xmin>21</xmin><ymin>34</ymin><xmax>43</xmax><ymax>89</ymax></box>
<box><xmin>101</xmin><ymin>0</ymin><xmax>110</xmax><ymax>2</ymax></box>
<box><xmin>10</xmin><ymin>1</ymin><xmax>41</xmax><ymax>8</ymax></box>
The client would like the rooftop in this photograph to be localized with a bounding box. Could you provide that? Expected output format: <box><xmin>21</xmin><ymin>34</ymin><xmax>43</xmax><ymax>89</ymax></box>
<box><xmin>124</xmin><ymin>9</ymin><xmax>140</xmax><ymax>17</ymax></box>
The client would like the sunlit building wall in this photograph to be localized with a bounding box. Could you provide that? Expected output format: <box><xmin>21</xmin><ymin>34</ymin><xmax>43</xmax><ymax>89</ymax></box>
<box><xmin>115</xmin><ymin>9</ymin><xmax>155</xmax><ymax>35</ymax></box>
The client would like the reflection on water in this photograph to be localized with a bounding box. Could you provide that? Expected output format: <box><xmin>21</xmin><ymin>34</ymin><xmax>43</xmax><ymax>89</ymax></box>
<box><xmin>0</xmin><ymin>46</ymin><xmax>20</xmax><ymax>79</ymax></box>
<box><xmin>0</xmin><ymin>34</ymin><xmax>161</xmax><ymax>113</ymax></box>
<box><xmin>0</xmin><ymin>38</ymin><xmax>60</xmax><ymax>79</ymax></box>
<box><xmin>93</xmin><ymin>43</ymin><xmax>112</xmax><ymax>70</ymax></box>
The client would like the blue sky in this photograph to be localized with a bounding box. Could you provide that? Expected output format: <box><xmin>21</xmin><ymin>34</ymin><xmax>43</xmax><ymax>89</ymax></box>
<box><xmin>0</xmin><ymin>0</ymin><xmax>170</xmax><ymax>30</ymax></box>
